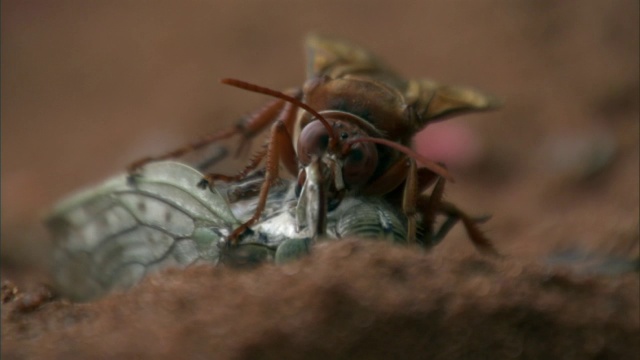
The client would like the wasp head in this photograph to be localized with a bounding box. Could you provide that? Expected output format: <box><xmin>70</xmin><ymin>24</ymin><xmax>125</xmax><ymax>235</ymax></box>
<box><xmin>297</xmin><ymin>117</ymin><xmax>378</xmax><ymax>190</ymax></box>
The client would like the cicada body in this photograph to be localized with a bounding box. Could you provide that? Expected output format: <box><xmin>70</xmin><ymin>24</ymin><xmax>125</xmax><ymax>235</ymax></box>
<box><xmin>48</xmin><ymin>161</ymin><xmax>411</xmax><ymax>300</ymax></box>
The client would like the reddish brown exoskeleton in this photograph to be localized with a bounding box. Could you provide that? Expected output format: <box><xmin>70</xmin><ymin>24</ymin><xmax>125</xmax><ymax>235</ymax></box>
<box><xmin>129</xmin><ymin>35</ymin><xmax>500</xmax><ymax>253</ymax></box>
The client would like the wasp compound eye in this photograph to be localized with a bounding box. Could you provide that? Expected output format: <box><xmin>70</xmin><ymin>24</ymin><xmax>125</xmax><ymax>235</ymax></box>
<box><xmin>298</xmin><ymin>120</ymin><xmax>330</xmax><ymax>165</ymax></box>
<box><xmin>342</xmin><ymin>141</ymin><xmax>378</xmax><ymax>188</ymax></box>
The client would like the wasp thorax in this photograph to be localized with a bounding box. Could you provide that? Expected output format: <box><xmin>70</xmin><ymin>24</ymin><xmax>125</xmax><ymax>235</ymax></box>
<box><xmin>297</xmin><ymin>120</ymin><xmax>378</xmax><ymax>189</ymax></box>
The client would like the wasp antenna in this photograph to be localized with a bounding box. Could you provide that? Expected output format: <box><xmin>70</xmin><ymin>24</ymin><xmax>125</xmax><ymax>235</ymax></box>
<box><xmin>346</xmin><ymin>137</ymin><xmax>454</xmax><ymax>182</ymax></box>
<box><xmin>221</xmin><ymin>78</ymin><xmax>337</xmax><ymax>147</ymax></box>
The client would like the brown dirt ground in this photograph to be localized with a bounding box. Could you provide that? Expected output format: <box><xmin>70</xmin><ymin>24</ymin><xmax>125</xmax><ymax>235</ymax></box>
<box><xmin>2</xmin><ymin>1</ymin><xmax>639</xmax><ymax>359</ymax></box>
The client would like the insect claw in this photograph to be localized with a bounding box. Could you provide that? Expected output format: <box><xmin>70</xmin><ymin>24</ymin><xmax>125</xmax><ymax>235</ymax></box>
<box><xmin>127</xmin><ymin>157</ymin><xmax>154</xmax><ymax>174</ymax></box>
<box><xmin>226</xmin><ymin>226</ymin><xmax>254</xmax><ymax>247</ymax></box>
<box><xmin>197</xmin><ymin>178</ymin><xmax>212</xmax><ymax>190</ymax></box>
<box><xmin>240</xmin><ymin>227</ymin><xmax>255</xmax><ymax>239</ymax></box>
<box><xmin>126</xmin><ymin>173</ymin><xmax>143</xmax><ymax>187</ymax></box>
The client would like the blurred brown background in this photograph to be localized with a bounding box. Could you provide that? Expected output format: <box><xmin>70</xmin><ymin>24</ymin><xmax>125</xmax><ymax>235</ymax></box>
<box><xmin>2</xmin><ymin>1</ymin><xmax>638</xmax><ymax>278</ymax></box>
<box><xmin>2</xmin><ymin>2</ymin><xmax>639</xmax><ymax>359</ymax></box>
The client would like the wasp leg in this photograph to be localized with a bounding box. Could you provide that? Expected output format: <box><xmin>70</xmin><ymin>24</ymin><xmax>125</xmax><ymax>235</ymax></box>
<box><xmin>194</xmin><ymin>146</ymin><xmax>229</xmax><ymax>172</ymax></box>
<box><xmin>415</xmin><ymin>175</ymin><xmax>496</xmax><ymax>255</ymax></box>
<box><xmin>437</xmin><ymin>200</ymin><xmax>498</xmax><ymax>256</ymax></box>
<box><xmin>401</xmin><ymin>158</ymin><xmax>419</xmax><ymax>244</ymax></box>
<box><xmin>226</xmin><ymin>119</ymin><xmax>297</xmax><ymax>245</ymax></box>
<box><xmin>233</xmin><ymin>94</ymin><xmax>299</xmax><ymax>159</ymax></box>
<box><xmin>199</xmin><ymin>100</ymin><xmax>299</xmax><ymax>188</ymax></box>
<box><xmin>198</xmin><ymin>145</ymin><xmax>268</xmax><ymax>188</ymax></box>
<box><xmin>127</xmin><ymin>93</ymin><xmax>299</xmax><ymax>173</ymax></box>
<box><xmin>418</xmin><ymin>175</ymin><xmax>446</xmax><ymax>242</ymax></box>
<box><xmin>362</xmin><ymin>157</ymin><xmax>442</xmax><ymax>244</ymax></box>
<box><xmin>425</xmin><ymin>214</ymin><xmax>459</xmax><ymax>248</ymax></box>
<box><xmin>363</xmin><ymin>156</ymin><xmax>418</xmax><ymax>243</ymax></box>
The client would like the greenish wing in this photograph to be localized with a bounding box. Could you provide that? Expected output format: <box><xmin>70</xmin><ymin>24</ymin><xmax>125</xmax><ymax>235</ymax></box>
<box><xmin>46</xmin><ymin>161</ymin><xmax>238</xmax><ymax>301</ymax></box>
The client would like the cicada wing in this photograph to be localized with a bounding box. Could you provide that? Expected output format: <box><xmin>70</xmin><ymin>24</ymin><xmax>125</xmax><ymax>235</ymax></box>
<box><xmin>46</xmin><ymin>161</ymin><xmax>239</xmax><ymax>301</ymax></box>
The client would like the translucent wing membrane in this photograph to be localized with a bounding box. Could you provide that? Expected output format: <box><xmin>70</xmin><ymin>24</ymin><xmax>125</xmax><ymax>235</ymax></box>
<box><xmin>47</xmin><ymin>162</ymin><xmax>237</xmax><ymax>300</ymax></box>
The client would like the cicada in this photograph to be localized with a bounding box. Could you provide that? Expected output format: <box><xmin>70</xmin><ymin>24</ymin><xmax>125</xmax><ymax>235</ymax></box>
<box><xmin>48</xmin><ymin>161</ymin><xmax>411</xmax><ymax>300</ymax></box>
<box><xmin>129</xmin><ymin>35</ymin><xmax>500</xmax><ymax>253</ymax></box>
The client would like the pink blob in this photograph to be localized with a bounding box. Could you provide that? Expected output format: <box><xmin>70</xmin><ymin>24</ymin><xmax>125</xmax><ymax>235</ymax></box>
<box><xmin>414</xmin><ymin>122</ymin><xmax>482</xmax><ymax>168</ymax></box>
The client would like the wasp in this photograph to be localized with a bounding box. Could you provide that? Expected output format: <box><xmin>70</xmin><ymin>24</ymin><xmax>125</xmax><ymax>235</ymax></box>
<box><xmin>129</xmin><ymin>35</ymin><xmax>500</xmax><ymax>253</ymax></box>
